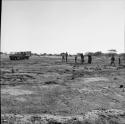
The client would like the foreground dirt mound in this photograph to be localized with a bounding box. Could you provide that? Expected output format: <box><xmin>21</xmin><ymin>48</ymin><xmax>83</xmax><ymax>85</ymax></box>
<box><xmin>1</xmin><ymin>109</ymin><xmax>125</xmax><ymax>124</ymax></box>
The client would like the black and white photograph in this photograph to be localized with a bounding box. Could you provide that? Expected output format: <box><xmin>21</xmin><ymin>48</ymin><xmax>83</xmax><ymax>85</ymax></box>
<box><xmin>1</xmin><ymin>0</ymin><xmax>125</xmax><ymax>123</ymax></box>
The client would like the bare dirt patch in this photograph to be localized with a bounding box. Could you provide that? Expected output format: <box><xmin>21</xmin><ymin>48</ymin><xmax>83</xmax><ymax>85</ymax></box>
<box><xmin>1</xmin><ymin>56</ymin><xmax>125</xmax><ymax>122</ymax></box>
<box><xmin>1</xmin><ymin>87</ymin><xmax>33</xmax><ymax>96</ymax></box>
<box><xmin>83</xmin><ymin>77</ymin><xmax>109</xmax><ymax>83</ymax></box>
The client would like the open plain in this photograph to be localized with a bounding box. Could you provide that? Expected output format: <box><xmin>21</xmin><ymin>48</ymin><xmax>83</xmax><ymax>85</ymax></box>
<box><xmin>1</xmin><ymin>55</ymin><xmax>125</xmax><ymax>123</ymax></box>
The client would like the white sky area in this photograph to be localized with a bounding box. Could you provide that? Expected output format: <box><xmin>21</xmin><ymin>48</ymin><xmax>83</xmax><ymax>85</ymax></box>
<box><xmin>1</xmin><ymin>0</ymin><xmax>125</xmax><ymax>54</ymax></box>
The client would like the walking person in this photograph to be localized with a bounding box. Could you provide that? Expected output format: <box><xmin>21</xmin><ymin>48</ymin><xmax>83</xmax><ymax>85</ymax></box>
<box><xmin>80</xmin><ymin>53</ymin><xmax>84</xmax><ymax>64</ymax></box>
<box><xmin>110</xmin><ymin>55</ymin><xmax>115</xmax><ymax>66</ymax></box>
<box><xmin>88</xmin><ymin>54</ymin><xmax>92</xmax><ymax>64</ymax></box>
<box><xmin>75</xmin><ymin>55</ymin><xmax>77</xmax><ymax>64</ymax></box>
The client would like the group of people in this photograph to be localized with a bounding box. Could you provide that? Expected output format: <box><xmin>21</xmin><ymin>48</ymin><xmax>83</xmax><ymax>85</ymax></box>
<box><xmin>61</xmin><ymin>52</ymin><xmax>122</xmax><ymax>66</ymax></box>
<box><xmin>75</xmin><ymin>54</ymin><xmax>92</xmax><ymax>64</ymax></box>
<box><xmin>61</xmin><ymin>52</ymin><xmax>68</xmax><ymax>62</ymax></box>
<box><xmin>110</xmin><ymin>55</ymin><xmax>121</xmax><ymax>66</ymax></box>
<box><xmin>62</xmin><ymin>52</ymin><xmax>92</xmax><ymax>64</ymax></box>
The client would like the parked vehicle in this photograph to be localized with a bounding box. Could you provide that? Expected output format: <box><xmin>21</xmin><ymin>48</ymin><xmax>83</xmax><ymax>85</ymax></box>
<box><xmin>9</xmin><ymin>51</ymin><xmax>31</xmax><ymax>60</ymax></box>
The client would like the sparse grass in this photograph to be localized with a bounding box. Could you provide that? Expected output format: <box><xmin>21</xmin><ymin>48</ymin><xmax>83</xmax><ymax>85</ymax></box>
<box><xmin>1</xmin><ymin>56</ymin><xmax>125</xmax><ymax>123</ymax></box>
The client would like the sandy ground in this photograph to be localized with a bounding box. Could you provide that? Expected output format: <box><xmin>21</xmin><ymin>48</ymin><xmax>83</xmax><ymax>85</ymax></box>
<box><xmin>1</xmin><ymin>55</ymin><xmax>125</xmax><ymax>123</ymax></box>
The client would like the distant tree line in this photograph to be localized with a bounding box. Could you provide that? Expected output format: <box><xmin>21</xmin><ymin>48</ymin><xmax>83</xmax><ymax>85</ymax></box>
<box><xmin>1</xmin><ymin>51</ymin><xmax>125</xmax><ymax>58</ymax></box>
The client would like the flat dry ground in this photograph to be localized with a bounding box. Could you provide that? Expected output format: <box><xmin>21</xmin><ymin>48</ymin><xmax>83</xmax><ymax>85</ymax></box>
<box><xmin>1</xmin><ymin>55</ymin><xmax>125</xmax><ymax>120</ymax></box>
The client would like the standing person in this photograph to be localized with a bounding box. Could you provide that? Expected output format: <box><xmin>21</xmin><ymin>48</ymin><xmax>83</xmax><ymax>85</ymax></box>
<box><xmin>65</xmin><ymin>52</ymin><xmax>68</xmax><ymax>63</ymax></box>
<box><xmin>88</xmin><ymin>54</ymin><xmax>92</xmax><ymax>64</ymax></box>
<box><xmin>75</xmin><ymin>55</ymin><xmax>77</xmax><ymax>64</ymax></box>
<box><xmin>118</xmin><ymin>57</ymin><xmax>121</xmax><ymax>65</ymax></box>
<box><xmin>110</xmin><ymin>55</ymin><xmax>115</xmax><ymax>66</ymax></box>
<box><xmin>62</xmin><ymin>53</ymin><xmax>65</xmax><ymax>62</ymax></box>
<box><xmin>89</xmin><ymin>55</ymin><xmax>92</xmax><ymax>64</ymax></box>
<box><xmin>81</xmin><ymin>53</ymin><xmax>84</xmax><ymax>64</ymax></box>
<box><xmin>88</xmin><ymin>55</ymin><xmax>90</xmax><ymax>64</ymax></box>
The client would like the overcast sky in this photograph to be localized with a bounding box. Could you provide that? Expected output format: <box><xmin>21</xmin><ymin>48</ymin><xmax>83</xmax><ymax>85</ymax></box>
<box><xmin>1</xmin><ymin>0</ymin><xmax>125</xmax><ymax>54</ymax></box>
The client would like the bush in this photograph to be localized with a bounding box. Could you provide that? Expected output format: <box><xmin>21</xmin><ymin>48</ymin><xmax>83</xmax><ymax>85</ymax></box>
<box><xmin>93</xmin><ymin>51</ymin><xmax>103</xmax><ymax>56</ymax></box>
